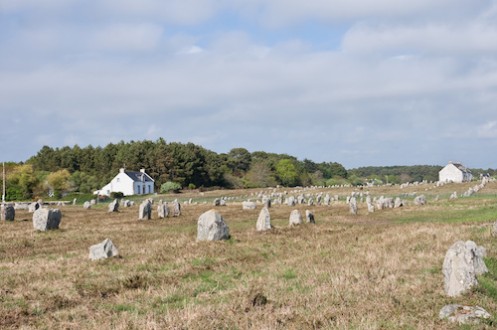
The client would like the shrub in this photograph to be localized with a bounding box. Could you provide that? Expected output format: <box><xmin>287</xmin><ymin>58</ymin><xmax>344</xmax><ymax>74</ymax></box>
<box><xmin>110</xmin><ymin>192</ymin><xmax>124</xmax><ymax>199</ymax></box>
<box><xmin>160</xmin><ymin>181</ymin><xmax>181</xmax><ymax>194</ymax></box>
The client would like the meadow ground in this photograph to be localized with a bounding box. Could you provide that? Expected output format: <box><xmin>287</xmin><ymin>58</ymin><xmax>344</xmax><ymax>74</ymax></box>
<box><xmin>1</xmin><ymin>181</ymin><xmax>497</xmax><ymax>329</ymax></box>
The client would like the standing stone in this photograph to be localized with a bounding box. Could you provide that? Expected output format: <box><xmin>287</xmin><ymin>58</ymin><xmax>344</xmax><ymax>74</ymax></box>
<box><xmin>491</xmin><ymin>220</ymin><xmax>497</xmax><ymax>237</ymax></box>
<box><xmin>172</xmin><ymin>199</ymin><xmax>181</xmax><ymax>217</ymax></box>
<box><xmin>197</xmin><ymin>209</ymin><xmax>230</xmax><ymax>241</ymax></box>
<box><xmin>138</xmin><ymin>200</ymin><xmax>152</xmax><ymax>220</ymax></box>
<box><xmin>33</xmin><ymin>208</ymin><xmax>61</xmax><ymax>231</ymax></box>
<box><xmin>323</xmin><ymin>194</ymin><xmax>331</xmax><ymax>206</ymax></box>
<box><xmin>157</xmin><ymin>202</ymin><xmax>169</xmax><ymax>219</ymax></box>
<box><xmin>450</xmin><ymin>192</ymin><xmax>458</xmax><ymax>200</ymax></box>
<box><xmin>2</xmin><ymin>204</ymin><xmax>15</xmax><ymax>221</ymax></box>
<box><xmin>349</xmin><ymin>196</ymin><xmax>358</xmax><ymax>215</ymax></box>
<box><xmin>394</xmin><ymin>197</ymin><xmax>403</xmax><ymax>208</ymax></box>
<box><xmin>366</xmin><ymin>196</ymin><xmax>374</xmax><ymax>213</ymax></box>
<box><xmin>242</xmin><ymin>201</ymin><xmax>257</xmax><ymax>210</ymax></box>
<box><xmin>443</xmin><ymin>240</ymin><xmax>488</xmax><ymax>297</ymax></box>
<box><xmin>256</xmin><ymin>207</ymin><xmax>272</xmax><ymax>231</ymax></box>
<box><xmin>90</xmin><ymin>199</ymin><xmax>97</xmax><ymax>205</ymax></box>
<box><xmin>83</xmin><ymin>201</ymin><xmax>91</xmax><ymax>209</ymax></box>
<box><xmin>413</xmin><ymin>195</ymin><xmax>426</xmax><ymax>206</ymax></box>
<box><xmin>28</xmin><ymin>202</ymin><xmax>40</xmax><ymax>213</ymax></box>
<box><xmin>213</xmin><ymin>198</ymin><xmax>221</xmax><ymax>206</ymax></box>
<box><xmin>108</xmin><ymin>199</ymin><xmax>119</xmax><ymax>212</ymax></box>
<box><xmin>89</xmin><ymin>238</ymin><xmax>119</xmax><ymax>261</ymax></box>
<box><xmin>305</xmin><ymin>210</ymin><xmax>315</xmax><ymax>224</ymax></box>
<box><xmin>289</xmin><ymin>209</ymin><xmax>303</xmax><ymax>226</ymax></box>
<box><xmin>262</xmin><ymin>197</ymin><xmax>271</xmax><ymax>208</ymax></box>
<box><xmin>307</xmin><ymin>197</ymin><xmax>314</xmax><ymax>206</ymax></box>
<box><xmin>72</xmin><ymin>198</ymin><xmax>77</xmax><ymax>206</ymax></box>
<box><xmin>287</xmin><ymin>196</ymin><xmax>296</xmax><ymax>206</ymax></box>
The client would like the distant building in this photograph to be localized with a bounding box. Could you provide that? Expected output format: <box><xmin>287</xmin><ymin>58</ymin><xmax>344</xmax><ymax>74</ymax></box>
<box><xmin>439</xmin><ymin>162</ymin><xmax>473</xmax><ymax>183</ymax></box>
<box><xmin>94</xmin><ymin>168</ymin><xmax>155</xmax><ymax>196</ymax></box>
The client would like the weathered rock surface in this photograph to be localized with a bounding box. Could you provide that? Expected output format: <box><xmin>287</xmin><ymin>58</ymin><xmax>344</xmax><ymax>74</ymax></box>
<box><xmin>172</xmin><ymin>200</ymin><xmax>181</xmax><ymax>217</ymax></box>
<box><xmin>28</xmin><ymin>202</ymin><xmax>40</xmax><ymax>213</ymax></box>
<box><xmin>138</xmin><ymin>200</ymin><xmax>152</xmax><ymax>220</ymax></box>
<box><xmin>305</xmin><ymin>210</ymin><xmax>315</xmax><ymax>224</ymax></box>
<box><xmin>33</xmin><ymin>208</ymin><xmax>61</xmax><ymax>231</ymax></box>
<box><xmin>108</xmin><ymin>199</ymin><xmax>119</xmax><ymax>212</ymax></box>
<box><xmin>89</xmin><ymin>238</ymin><xmax>119</xmax><ymax>261</ymax></box>
<box><xmin>242</xmin><ymin>201</ymin><xmax>257</xmax><ymax>210</ymax></box>
<box><xmin>413</xmin><ymin>195</ymin><xmax>426</xmax><ymax>206</ymax></box>
<box><xmin>443</xmin><ymin>240</ymin><xmax>488</xmax><ymax>297</ymax></box>
<box><xmin>491</xmin><ymin>220</ymin><xmax>497</xmax><ymax>237</ymax></box>
<box><xmin>289</xmin><ymin>209</ymin><xmax>302</xmax><ymax>226</ymax></box>
<box><xmin>256</xmin><ymin>207</ymin><xmax>271</xmax><ymax>231</ymax></box>
<box><xmin>2</xmin><ymin>204</ymin><xmax>15</xmax><ymax>221</ymax></box>
<box><xmin>197</xmin><ymin>209</ymin><xmax>230</xmax><ymax>241</ymax></box>
<box><xmin>349</xmin><ymin>196</ymin><xmax>357</xmax><ymax>215</ymax></box>
<box><xmin>439</xmin><ymin>304</ymin><xmax>491</xmax><ymax>324</ymax></box>
<box><xmin>157</xmin><ymin>202</ymin><xmax>169</xmax><ymax>219</ymax></box>
<box><xmin>83</xmin><ymin>201</ymin><xmax>91</xmax><ymax>209</ymax></box>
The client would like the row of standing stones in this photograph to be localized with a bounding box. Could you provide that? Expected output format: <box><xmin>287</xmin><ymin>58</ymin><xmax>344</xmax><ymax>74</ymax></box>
<box><xmin>3</xmin><ymin>184</ymin><xmax>495</xmax><ymax>325</ymax></box>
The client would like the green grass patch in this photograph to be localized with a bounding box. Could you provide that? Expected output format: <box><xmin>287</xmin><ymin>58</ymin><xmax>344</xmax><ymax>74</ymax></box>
<box><xmin>281</xmin><ymin>268</ymin><xmax>297</xmax><ymax>280</ymax></box>
<box><xmin>191</xmin><ymin>257</ymin><xmax>216</xmax><ymax>268</ymax></box>
<box><xmin>396</xmin><ymin>205</ymin><xmax>497</xmax><ymax>224</ymax></box>
<box><xmin>112</xmin><ymin>304</ymin><xmax>138</xmax><ymax>313</ymax></box>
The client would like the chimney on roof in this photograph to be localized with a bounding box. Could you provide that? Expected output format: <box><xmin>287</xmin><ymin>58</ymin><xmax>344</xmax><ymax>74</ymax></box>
<box><xmin>120</xmin><ymin>168</ymin><xmax>125</xmax><ymax>173</ymax></box>
<box><xmin>140</xmin><ymin>169</ymin><xmax>145</xmax><ymax>173</ymax></box>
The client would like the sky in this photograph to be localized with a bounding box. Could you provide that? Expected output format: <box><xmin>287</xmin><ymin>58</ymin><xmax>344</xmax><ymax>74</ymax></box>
<box><xmin>1</xmin><ymin>1</ymin><xmax>497</xmax><ymax>169</ymax></box>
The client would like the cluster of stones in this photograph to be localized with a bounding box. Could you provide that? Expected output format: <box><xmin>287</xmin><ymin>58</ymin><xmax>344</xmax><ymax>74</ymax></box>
<box><xmin>138</xmin><ymin>198</ymin><xmax>180</xmax><ymax>220</ymax></box>
<box><xmin>440</xmin><ymin>240</ymin><xmax>491</xmax><ymax>325</ymax></box>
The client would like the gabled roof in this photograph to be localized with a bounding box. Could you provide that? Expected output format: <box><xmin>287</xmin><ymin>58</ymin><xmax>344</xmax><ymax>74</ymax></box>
<box><xmin>450</xmin><ymin>162</ymin><xmax>471</xmax><ymax>173</ymax></box>
<box><xmin>124</xmin><ymin>171</ymin><xmax>154</xmax><ymax>182</ymax></box>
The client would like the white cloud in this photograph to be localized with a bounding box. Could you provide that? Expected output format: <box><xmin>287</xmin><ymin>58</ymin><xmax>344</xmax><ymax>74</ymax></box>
<box><xmin>1</xmin><ymin>1</ymin><xmax>497</xmax><ymax>167</ymax></box>
<box><xmin>235</xmin><ymin>0</ymin><xmax>489</xmax><ymax>26</ymax></box>
<box><xmin>96</xmin><ymin>0</ymin><xmax>221</xmax><ymax>25</ymax></box>
<box><xmin>341</xmin><ymin>22</ymin><xmax>497</xmax><ymax>55</ymax></box>
<box><xmin>89</xmin><ymin>23</ymin><xmax>163</xmax><ymax>51</ymax></box>
<box><xmin>478</xmin><ymin>121</ymin><xmax>497</xmax><ymax>138</ymax></box>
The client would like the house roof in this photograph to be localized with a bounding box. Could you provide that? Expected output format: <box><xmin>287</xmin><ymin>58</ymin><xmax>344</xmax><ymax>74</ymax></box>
<box><xmin>124</xmin><ymin>171</ymin><xmax>154</xmax><ymax>182</ymax></box>
<box><xmin>449</xmin><ymin>162</ymin><xmax>471</xmax><ymax>173</ymax></box>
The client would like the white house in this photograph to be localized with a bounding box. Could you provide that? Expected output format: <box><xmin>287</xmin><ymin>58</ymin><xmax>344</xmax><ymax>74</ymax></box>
<box><xmin>439</xmin><ymin>162</ymin><xmax>473</xmax><ymax>183</ymax></box>
<box><xmin>94</xmin><ymin>168</ymin><xmax>155</xmax><ymax>196</ymax></box>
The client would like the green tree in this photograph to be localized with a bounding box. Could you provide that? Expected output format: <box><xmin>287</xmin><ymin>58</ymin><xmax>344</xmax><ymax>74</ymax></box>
<box><xmin>275</xmin><ymin>159</ymin><xmax>300</xmax><ymax>187</ymax></box>
<box><xmin>227</xmin><ymin>148</ymin><xmax>252</xmax><ymax>176</ymax></box>
<box><xmin>46</xmin><ymin>169</ymin><xmax>71</xmax><ymax>198</ymax></box>
<box><xmin>5</xmin><ymin>164</ymin><xmax>38</xmax><ymax>200</ymax></box>
<box><xmin>244</xmin><ymin>160</ymin><xmax>277</xmax><ymax>188</ymax></box>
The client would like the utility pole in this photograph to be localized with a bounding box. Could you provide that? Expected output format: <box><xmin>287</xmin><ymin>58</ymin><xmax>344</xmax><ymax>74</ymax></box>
<box><xmin>2</xmin><ymin>162</ymin><xmax>5</xmax><ymax>204</ymax></box>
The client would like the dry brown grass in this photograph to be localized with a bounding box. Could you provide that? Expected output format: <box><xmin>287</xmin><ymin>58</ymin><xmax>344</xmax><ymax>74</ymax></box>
<box><xmin>1</xmin><ymin>182</ymin><xmax>497</xmax><ymax>329</ymax></box>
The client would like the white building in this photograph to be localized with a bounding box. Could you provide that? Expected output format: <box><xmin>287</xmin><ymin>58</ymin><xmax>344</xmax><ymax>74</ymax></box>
<box><xmin>94</xmin><ymin>168</ymin><xmax>155</xmax><ymax>196</ymax></box>
<box><xmin>439</xmin><ymin>162</ymin><xmax>473</xmax><ymax>183</ymax></box>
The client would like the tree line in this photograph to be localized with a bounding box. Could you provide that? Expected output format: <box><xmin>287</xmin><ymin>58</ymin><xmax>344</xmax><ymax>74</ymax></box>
<box><xmin>2</xmin><ymin>139</ymin><xmax>494</xmax><ymax>201</ymax></box>
<box><xmin>2</xmin><ymin>139</ymin><xmax>347</xmax><ymax>200</ymax></box>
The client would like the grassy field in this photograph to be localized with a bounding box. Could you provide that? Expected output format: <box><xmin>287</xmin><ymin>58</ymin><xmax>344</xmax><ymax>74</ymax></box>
<box><xmin>1</xmin><ymin>181</ymin><xmax>497</xmax><ymax>329</ymax></box>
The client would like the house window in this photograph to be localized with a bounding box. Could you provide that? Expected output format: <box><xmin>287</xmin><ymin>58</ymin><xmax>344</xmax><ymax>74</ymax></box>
<box><xmin>143</xmin><ymin>185</ymin><xmax>145</xmax><ymax>194</ymax></box>
<box><xmin>137</xmin><ymin>185</ymin><xmax>141</xmax><ymax>194</ymax></box>
<box><xmin>116</xmin><ymin>178</ymin><xmax>120</xmax><ymax>182</ymax></box>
